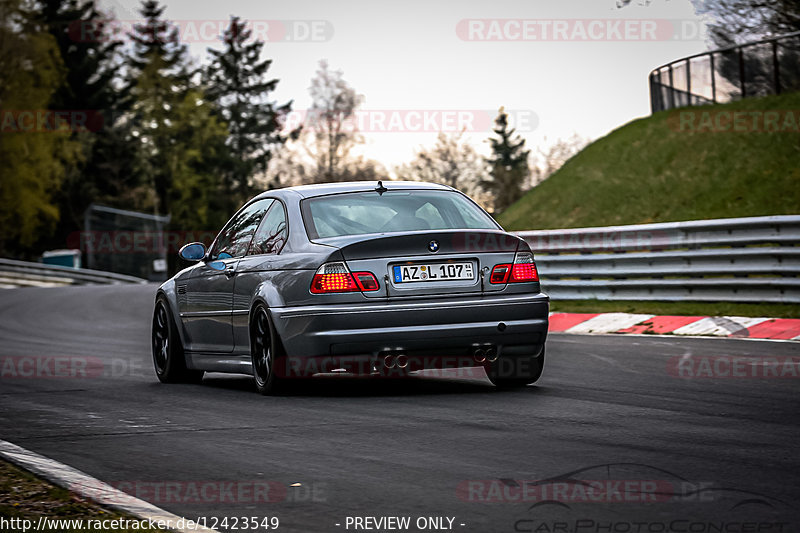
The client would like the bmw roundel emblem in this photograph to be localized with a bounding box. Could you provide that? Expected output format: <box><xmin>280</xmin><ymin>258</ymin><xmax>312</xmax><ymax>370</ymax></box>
<box><xmin>428</xmin><ymin>240</ymin><xmax>440</xmax><ymax>253</ymax></box>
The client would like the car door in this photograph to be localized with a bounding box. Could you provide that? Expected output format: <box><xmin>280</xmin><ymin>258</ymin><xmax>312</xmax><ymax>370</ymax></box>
<box><xmin>232</xmin><ymin>199</ymin><xmax>289</xmax><ymax>353</ymax></box>
<box><xmin>181</xmin><ymin>198</ymin><xmax>274</xmax><ymax>354</ymax></box>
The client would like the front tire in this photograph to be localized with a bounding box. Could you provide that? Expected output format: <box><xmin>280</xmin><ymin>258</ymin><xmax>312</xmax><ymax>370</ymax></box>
<box><xmin>485</xmin><ymin>347</ymin><xmax>545</xmax><ymax>388</ymax></box>
<box><xmin>152</xmin><ymin>297</ymin><xmax>204</xmax><ymax>384</ymax></box>
<box><xmin>251</xmin><ymin>304</ymin><xmax>285</xmax><ymax>395</ymax></box>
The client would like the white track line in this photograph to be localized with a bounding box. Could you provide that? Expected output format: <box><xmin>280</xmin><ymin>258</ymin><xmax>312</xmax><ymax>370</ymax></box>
<box><xmin>565</xmin><ymin>313</ymin><xmax>654</xmax><ymax>334</ymax></box>
<box><xmin>672</xmin><ymin>316</ymin><xmax>770</xmax><ymax>337</ymax></box>
<box><xmin>548</xmin><ymin>332</ymin><xmax>800</xmax><ymax>344</ymax></box>
<box><xmin>0</xmin><ymin>439</ymin><xmax>219</xmax><ymax>533</ymax></box>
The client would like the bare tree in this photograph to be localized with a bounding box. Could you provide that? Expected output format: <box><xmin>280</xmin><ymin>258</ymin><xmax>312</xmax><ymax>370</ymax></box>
<box><xmin>396</xmin><ymin>131</ymin><xmax>487</xmax><ymax>199</ymax></box>
<box><xmin>339</xmin><ymin>156</ymin><xmax>388</xmax><ymax>182</ymax></box>
<box><xmin>619</xmin><ymin>0</ymin><xmax>800</xmax><ymax>44</ymax></box>
<box><xmin>530</xmin><ymin>134</ymin><xmax>590</xmax><ymax>187</ymax></box>
<box><xmin>307</xmin><ymin>60</ymin><xmax>364</xmax><ymax>181</ymax></box>
<box><xmin>259</xmin><ymin>129</ymin><xmax>386</xmax><ymax>188</ymax></box>
<box><xmin>257</xmin><ymin>136</ymin><xmax>314</xmax><ymax>189</ymax></box>
<box><xmin>696</xmin><ymin>0</ymin><xmax>800</xmax><ymax>45</ymax></box>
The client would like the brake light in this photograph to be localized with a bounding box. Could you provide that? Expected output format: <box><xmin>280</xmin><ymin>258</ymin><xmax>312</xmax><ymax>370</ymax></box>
<box><xmin>310</xmin><ymin>262</ymin><xmax>379</xmax><ymax>293</ymax></box>
<box><xmin>490</xmin><ymin>252</ymin><xmax>539</xmax><ymax>284</ymax></box>
<box><xmin>510</xmin><ymin>251</ymin><xmax>538</xmax><ymax>282</ymax></box>
<box><xmin>512</xmin><ymin>262</ymin><xmax>538</xmax><ymax>281</ymax></box>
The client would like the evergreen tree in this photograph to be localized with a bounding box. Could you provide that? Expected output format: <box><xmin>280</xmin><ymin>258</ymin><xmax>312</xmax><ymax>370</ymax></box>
<box><xmin>126</xmin><ymin>0</ymin><xmax>230</xmax><ymax>239</ymax></box>
<box><xmin>37</xmin><ymin>0</ymin><xmax>121</xmax><ymax>113</ymax></box>
<box><xmin>165</xmin><ymin>89</ymin><xmax>230</xmax><ymax>232</ymax></box>
<box><xmin>204</xmin><ymin>16</ymin><xmax>294</xmax><ymax>203</ymax></box>
<box><xmin>484</xmin><ymin>108</ymin><xmax>530</xmax><ymax>214</ymax></box>
<box><xmin>128</xmin><ymin>0</ymin><xmax>189</xmax><ymax>81</ymax></box>
<box><xmin>34</xmin><ymin>0</ymin><xmax>138</xmax><ymax>245</ymax></box>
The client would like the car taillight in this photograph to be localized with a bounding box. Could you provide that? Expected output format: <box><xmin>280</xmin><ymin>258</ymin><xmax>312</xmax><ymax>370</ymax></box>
<box><xmin>490</xmin><ymin>264</ymin><xmax>511</xmax><ymax>284</ymax></box>
<box><xmin>310</xmin><ymin>262</ymin><xmax>379</xmax><ymax>294</ymax></box>
<box><xmin>353</xmin><ymin>272</ymin><xmax>379</xmax><ymax>291</ymax></box>
<box><xmin>490</xmin><ymin>252</ymin><xmax>539</xmax><ymax>284</ymax></box>
<box><xmin>511</xmin><ymin>251</ymin><xmax>538</xmax><ymax>282</ymax></box>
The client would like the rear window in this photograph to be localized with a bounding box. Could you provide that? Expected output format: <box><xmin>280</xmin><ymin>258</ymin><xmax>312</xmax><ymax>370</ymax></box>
<box><xmin>301</xmin><ymin>190</ymin><xmax>498</xmax><ymax>239</ymax></box>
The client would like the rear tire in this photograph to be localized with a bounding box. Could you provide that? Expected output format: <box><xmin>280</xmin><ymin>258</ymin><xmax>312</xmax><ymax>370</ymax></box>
<box><xmin>152</xmin><ymin>297</ymin><xmax>204</xmax><ymax>384</ymax></box>
<box><xmin>251</xmin><ymin>304</ymin><xmax>285</xmax><ymax>395</ymax></box>
<box><xmin>485</xmin><ymin>347</ymin><xmax>545</xmax><ymax>388</ymax></box>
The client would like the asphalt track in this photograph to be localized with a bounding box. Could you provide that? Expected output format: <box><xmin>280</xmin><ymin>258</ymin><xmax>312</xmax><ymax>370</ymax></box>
<box><xmin>0</xmin><ymin>284</ymin><xmax>798</xmax><ymax>533</ymax></box>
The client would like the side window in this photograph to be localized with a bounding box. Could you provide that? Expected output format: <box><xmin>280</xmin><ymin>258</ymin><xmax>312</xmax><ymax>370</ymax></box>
<box><xmin>249</xmin><ymin>201</ymin><xmax>288</xmax><ymax>256</ymax></box>
<box><xmin>211</xmin><ymin>199</ymin><xmax>274</xmax><ymax>259</ymax></box>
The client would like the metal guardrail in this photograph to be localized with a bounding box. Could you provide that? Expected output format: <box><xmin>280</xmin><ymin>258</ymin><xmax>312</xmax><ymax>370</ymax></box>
<box><xmin>0</xmin><ymin>258</ymin><xmax>148</xmax><ymax>288</ymax></box>
<box><xmin>3</xmin><ymin>216</ymin><xmax>798</xmax><ymax>301</ymax></box>
<box><xmin>516</xmin><ymin>215</ymin><xmax>800</xmax><ymax>303</ymax></box>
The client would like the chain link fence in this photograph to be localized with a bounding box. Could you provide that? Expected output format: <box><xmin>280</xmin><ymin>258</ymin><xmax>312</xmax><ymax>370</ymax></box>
<box><xmin>650</xmin><ymin>31</ymin><xmax>800</xmax><ymax>112</ymax></box>
<box><xmin>81</xmin><ymin>204</ymin><xmax>170</xmax><ymax>281</ymax></box>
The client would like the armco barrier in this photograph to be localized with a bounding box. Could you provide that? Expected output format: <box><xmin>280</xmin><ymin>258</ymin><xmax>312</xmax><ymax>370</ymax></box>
<box><xmin>515</xmin><ymin>215</ymin><xmax>800</xmax><ymax>303</ymax></box>
<box><xmin>0</xmin><ymin>258</ymin><xmax>147</xmax><ymax>288</ymax></box>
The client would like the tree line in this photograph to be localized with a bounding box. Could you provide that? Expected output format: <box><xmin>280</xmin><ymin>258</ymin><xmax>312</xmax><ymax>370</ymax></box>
<box><xmin>0</xmin><ymin>0</ymin><xmax>582</xmax><ymax>260</ymax></box>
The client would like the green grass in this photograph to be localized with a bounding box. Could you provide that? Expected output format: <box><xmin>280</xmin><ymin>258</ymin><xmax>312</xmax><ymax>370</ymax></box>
<box><xmin>0</xmin><ymin>459</ymin><xmax>168</xmax><ymax>533</ymax></box>
<box><xmin>499</xmin><ymin>92</ymin><xmax>800</xmax><ymax>230</ymax></box>
<box><xmin>549</xmin><ymin>299</ymin><xmax>799</xmax><ymax>319</ymax></box>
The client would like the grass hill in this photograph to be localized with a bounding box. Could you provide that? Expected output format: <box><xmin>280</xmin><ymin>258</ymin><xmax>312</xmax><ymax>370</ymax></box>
<box><xmin>499</xmin><ymin>91</ymin><xmax>800</xmax><ymax>231</ymax></box>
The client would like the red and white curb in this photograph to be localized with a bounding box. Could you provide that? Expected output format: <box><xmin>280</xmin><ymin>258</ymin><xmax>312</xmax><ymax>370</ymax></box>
<box><xmin>549</xmin><ymin>312</ymin><xmax>800</xmax><ymax>341</ymax></box>
<box><xmin>0</xmin><ymin>439</ymin><xmax>219</xmax><ymax>533</ymax></box>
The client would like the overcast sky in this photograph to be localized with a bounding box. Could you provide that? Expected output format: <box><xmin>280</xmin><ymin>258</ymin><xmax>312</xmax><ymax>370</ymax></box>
<box><xmin>99</xmin><ymin>0</ymin><xmax>710</xmax><ymax>167</ymax></box>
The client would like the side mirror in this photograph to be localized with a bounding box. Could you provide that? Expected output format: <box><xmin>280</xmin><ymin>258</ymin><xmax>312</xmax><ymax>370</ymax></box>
<box><xmin>179</xmin><ymin>242</ymin><xmax>206</xmax><ymax>262</ymax></box>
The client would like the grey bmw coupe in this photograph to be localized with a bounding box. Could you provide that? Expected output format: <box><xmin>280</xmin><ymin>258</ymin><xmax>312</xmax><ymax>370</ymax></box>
<box><xmin>152</xmin><ymin>181</ymin><xmax>549</xmax><ymax>394</ymax></box>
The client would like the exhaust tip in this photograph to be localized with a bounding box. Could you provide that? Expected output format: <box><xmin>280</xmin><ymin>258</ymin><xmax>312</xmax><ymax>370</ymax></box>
<box><xmin>384</xmin><ymin>354</ymin><xmax>396</xmax><ymax>368</ymax></box>
<box><xmin>396</xmin><ymin>354</ymin><xmax>409</xmax><ymax>368</ymax></box>
<box><xmin>485</xmin><ymin>347</ymin><xmax>499</xmax><ymax>363</ymax></box>
<box><xmin>473</xmin><ymin>349</ymin><xmax>486</xmax><ymax>363</ymax></box>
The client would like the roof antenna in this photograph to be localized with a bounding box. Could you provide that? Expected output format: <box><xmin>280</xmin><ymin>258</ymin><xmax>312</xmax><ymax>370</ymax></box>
<box><xmin>375</xmin><ymin>180</ymin><xmax>388</xmax><ymax>195</ymax></box>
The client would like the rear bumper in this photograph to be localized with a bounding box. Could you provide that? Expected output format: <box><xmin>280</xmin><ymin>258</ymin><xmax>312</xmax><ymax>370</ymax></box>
<box><xmin>271</xmin><ymin>292</ymin><xmax>549</xmax><ymax>375</ymax></box>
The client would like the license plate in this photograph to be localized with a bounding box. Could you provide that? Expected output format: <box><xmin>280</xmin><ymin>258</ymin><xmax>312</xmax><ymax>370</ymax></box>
<box><xmin>393</xmin><ymin>262</ymin><xmax>474</xmax><ymax>283</ymax></box>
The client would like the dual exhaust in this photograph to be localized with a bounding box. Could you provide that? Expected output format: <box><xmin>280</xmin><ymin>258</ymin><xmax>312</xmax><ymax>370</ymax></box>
<box><xmin>381</xmin><ymin>344</ymin><xmax>499</xmax><ymax>369</ymax></box>
<box><xmin>473</xmin><ymin>345</ymin><xmax>499</xmax><ymax>363</ymax></box>
<box><xmin>383</xmin><ymin>353</ymin><xmax>408</xmax><ymax>369</ymax></box>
